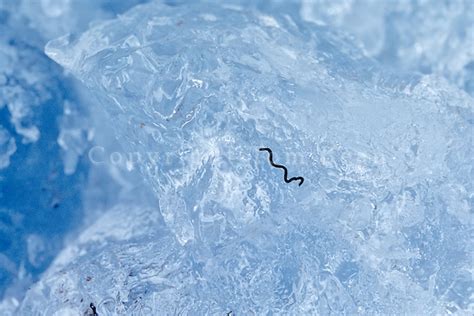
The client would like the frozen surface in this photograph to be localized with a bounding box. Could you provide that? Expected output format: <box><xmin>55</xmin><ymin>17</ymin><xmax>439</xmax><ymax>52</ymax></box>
<box><xmin>0</xmin><ymin>16</ymin><xmax>88</xmax><ymax>302</ymax></box>
<box><xmin>0</xmin><ymin>0</ymin><xmax>472</xmax><ymax>314</ymax></box>
<box><xmin>0</xmin><ymin>0</ymin><xmax>148</xmax><ymax>308</ymax></box>
<box><xmin>300</xmin><ymin>0</ymin><xmax>474</xmax><ymax>96</ymax></box>
<box><xmin>18</xmin><ymin>1</ymin><xmax>472</xmax><ymax>314</ymax></box>
<box><xmin>157</xmin><ymin>0</ymin><xmax>474</xmax><ymax>97</ymax></box>
<box><xmin>6</xmin><ymin>0</ymin><xmax>150</xmax><ymax>41</ymax></box>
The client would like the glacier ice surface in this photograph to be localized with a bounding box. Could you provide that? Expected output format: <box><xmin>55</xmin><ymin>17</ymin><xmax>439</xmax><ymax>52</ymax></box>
<box><xmin>0</xmin><ymin>0</ymin><xmax>149</xmax><ymax>307</ymax></box>
<box><xmin>300</xmin><ymin>0</ymin><xmax>474</xmax><ymax>96</ymax></box>
<box><xmin>0</xmin><ymin>19</ymin><xmax>88</xmax><ymax>301</ymax></box>
<box><xmin>0</xmin><ymin>0</ymin><xmax>472</xmax><ymax>314</ymax></box>
<box><xmin>26</xmin><ymin>1</ymin><xmax>473</xmax><ymax>314</ymax></box>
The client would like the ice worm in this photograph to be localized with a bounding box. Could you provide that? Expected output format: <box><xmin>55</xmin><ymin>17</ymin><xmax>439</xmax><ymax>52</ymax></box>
<box><xmin>90</xmin><ymin>303</ymin><xmax>98</xmax><ymax>316</ymax></box>
<box><xmin>259</xmin><ymin>147</ymin><xmax>304</xmax><ymax>186</ymax></box>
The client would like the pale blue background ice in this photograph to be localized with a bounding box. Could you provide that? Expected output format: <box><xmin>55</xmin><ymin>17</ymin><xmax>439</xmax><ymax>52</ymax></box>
<box><xmin>0</xmin><ymin>0</ymin><xmax>472</xmax><ymax>315</ymax></box>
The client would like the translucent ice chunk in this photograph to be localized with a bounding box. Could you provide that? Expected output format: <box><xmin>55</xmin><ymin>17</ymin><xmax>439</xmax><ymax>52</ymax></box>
<box><xmin>18</xmin><ymin>0</ymin><xmax>150</xmax><ymax>41</ymax></box>
<box><xmin>0</xmin><ymin>12</ymin><xmax>88</xmax><ymax>301</ymax></box>
<box><xmin>0</xmin><ymin>127</ymin><xmax>16</xmax><ymax>169</ymax></box>
<box><xmin>301</xmin><ymin>0</ymin><xmax>474</xmax><ymax>96</ymax></box>
<box><xmin>41</xmin><ymin>1</ymin><xmax>473</xmax><ymax>314</ymax></box>
<box><xmin>0</xmin><ymin>0</ymin><xmax>156</xmax><ymax>308</ymax></box>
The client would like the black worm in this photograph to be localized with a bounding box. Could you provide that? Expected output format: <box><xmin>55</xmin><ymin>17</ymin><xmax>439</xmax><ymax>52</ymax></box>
<box><xmin>259</xmin><ymin>147</ymin><xmax>304</xmax><ymax>186</ymax></box>
<box><xmin>90</xmin><ymin>303</ymin><xmax>98</xmax><ymax>316</ymax></box>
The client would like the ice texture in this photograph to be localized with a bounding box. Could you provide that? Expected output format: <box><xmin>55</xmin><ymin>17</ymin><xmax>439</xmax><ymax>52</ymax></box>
<box><xmin>9</xmin><ymin>0</ymin><xmax>150</xmax><ymax>41</ymax></box>
<box><xmin>0</xmin><ymin>0</ymin><xmax>168</xmax><ymax>306</ymax></box>
<box><xmin>0</xmin><ymin>25</ymin><xmax>87</xmax><ymax>301</ymax></box>
<box><xmin>0</xmin><ymin>126</ymin><xmax>16</xmax><ymax>169</ymax></box>
<box><xmin>25</xmin><ymin>1</ymin><xmax>474</xmax><ymax>314</ymax></box>
<box><xmin>300</xmin><ymin>0</ymin><xmax>474</xmax><ymax>96</ymax></box>
<box><xmin>169</xmin><ymin>0</ymin><xmax>474</xmax><ymax>96</ymax></box>
<box><xmin>0</xmin><ymin>0</ymin><xmax>92</xmax><ymax>305</ymax></box>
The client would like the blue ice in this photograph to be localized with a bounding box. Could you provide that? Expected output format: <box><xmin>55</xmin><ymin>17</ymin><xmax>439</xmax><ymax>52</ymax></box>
<box><xmin>0</xmin><ymin>0</ymin><xmax>473</xmax><ymax>315</ymax></box>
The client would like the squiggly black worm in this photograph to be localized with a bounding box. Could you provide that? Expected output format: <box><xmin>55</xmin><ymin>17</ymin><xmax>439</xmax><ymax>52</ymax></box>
<box><xmin>90</xmin><ymin>303</ymin><xmax>98</xmax><ymax>316</ymax></box>
<box><xmin>259</xmin><ymin>147</ymin><xmax>304</xmax><ymax>186</ymax></box>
